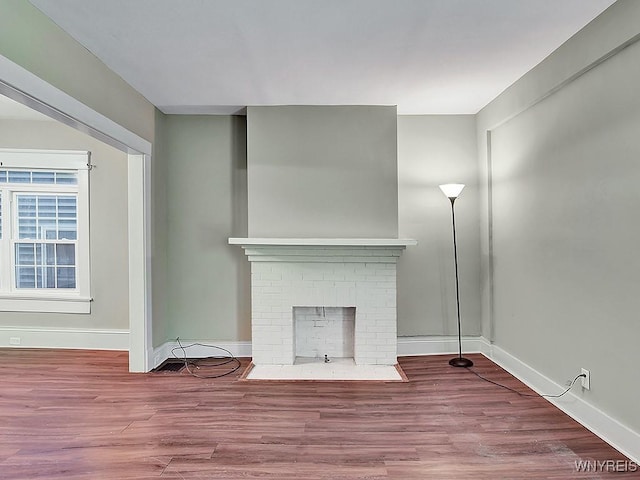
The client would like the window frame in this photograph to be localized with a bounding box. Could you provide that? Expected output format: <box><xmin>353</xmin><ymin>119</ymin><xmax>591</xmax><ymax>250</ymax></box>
<box><xmin>0</xmin><ymin>149</ymin><xmax>91</xmax><ymax>313</ymax></box>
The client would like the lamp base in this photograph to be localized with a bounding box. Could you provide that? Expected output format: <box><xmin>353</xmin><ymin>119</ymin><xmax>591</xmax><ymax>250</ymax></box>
<box><xmin>449</xmin><ymin>357</ymin><xmax>473</xmax><ymax>368</ymax></box>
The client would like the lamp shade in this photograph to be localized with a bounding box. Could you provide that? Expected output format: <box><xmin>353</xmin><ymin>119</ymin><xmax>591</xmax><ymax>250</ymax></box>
<box><xmin>439</xmin><ymin>183</ymin><xmax>465</xmax><ymax>199</ymax></box>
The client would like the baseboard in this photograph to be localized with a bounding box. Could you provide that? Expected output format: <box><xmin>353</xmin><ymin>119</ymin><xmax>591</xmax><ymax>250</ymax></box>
<box><xmin>397</xmin><ymin>335</ymin><xmax>483</xmax><ymax>357</ymax></box>
<box><xmin>479</xmin><ymin>339</ymin><xmax>640</xmax><ymax>464</ymax></box>
<box><xmin>152</xmin><ymin>339</ymin><xmax>252</xmax><ymax>370</ymax></box>
<box><xmin>0</xmin><ymin>326</ymin><xmax>129</xmax><ymax>350</ymax></box>
<box><xmin>151</xmin><ymin>336</ymin><xmax>480</xmax><ymax>370</ymax></box>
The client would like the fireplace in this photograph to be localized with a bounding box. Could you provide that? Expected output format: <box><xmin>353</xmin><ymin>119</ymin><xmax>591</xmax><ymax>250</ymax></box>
<box><xmin>229</xmin><ymin>238</ymin><xmax>415</xmax><ymax>379</ymax></box>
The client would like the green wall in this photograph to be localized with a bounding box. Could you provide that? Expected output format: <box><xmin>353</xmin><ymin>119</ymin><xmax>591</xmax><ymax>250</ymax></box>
<box><xmin>151</xmin><ymin>109</ymin><xmax>169</xmax><ymax>347</ymax></box>
<box><xmin>164</xmin><ymin>115</ymin><xmax>250</xmax><ymax>342</ymax></box>
<box><xmin>397</xmin><ymin>115</ymin><xmax>480</xmax><ymax>336</ymax></box>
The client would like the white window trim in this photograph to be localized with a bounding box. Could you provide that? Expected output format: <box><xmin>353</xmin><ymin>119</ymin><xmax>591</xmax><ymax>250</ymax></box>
<box><xmin>0</xmin><ymin>149</ymin><xmax>91</xmax><ymax>314</ymax></box>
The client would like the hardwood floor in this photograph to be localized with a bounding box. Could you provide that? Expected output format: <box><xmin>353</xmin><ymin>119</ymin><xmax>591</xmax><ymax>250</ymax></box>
<box><xmin>0</xmin><ymin>349</ymin><xmax>635</xmax><ymax>479</ymax></box>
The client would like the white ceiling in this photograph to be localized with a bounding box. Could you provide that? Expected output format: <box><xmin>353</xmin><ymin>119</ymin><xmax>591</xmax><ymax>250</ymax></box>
<box><xmin>27</xmin><ymin>0</ymin><xmax>616</xmax><ymax>115</ymax></box>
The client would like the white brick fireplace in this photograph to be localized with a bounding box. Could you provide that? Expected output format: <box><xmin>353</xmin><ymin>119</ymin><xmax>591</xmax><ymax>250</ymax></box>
<box><xmin>229</xmin><ymin>238</ymin><xmax>415</xmax><ymax>379</ymax></box>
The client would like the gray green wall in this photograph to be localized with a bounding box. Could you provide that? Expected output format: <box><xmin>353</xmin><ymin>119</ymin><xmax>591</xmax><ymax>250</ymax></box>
<box><xmin>0</xmin><ymin>119</ymin><xmax>129</xmax><ymax>330</ymax></box>
<box><xmin>151</xmin><ymin>109</ymin><xmax>169</xmax><ymax>347</ymax></box>
<box><xmin>246</xmin><ymin>106</ymin><xmax>398</xmax><ymax>238</ymax></box>
<box><xmin>478</xmin><ymin>0</ymin><xmax>640</xmax><ymax>435</ymax></box>
<box><xmin>397</xmin><ymin>115</ymin><xmax>480</xmax><ymax>336</ymax></box>
<box><xmin>163</xmin><ymin>115</ymin><xmax>250</xmax><ymax>342</ymax></box>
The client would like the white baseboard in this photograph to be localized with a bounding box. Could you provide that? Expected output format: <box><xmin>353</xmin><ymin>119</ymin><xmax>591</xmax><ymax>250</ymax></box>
<box><xmin>397</xmin><ymin>335</ymin><xmax>483</xmax><ymax>356</ymax></box>
<box><xmin>151</xmin><ymin>336</ymin><xmax>479</xmax><ymax>370</ymax></box>
<box><xmin>480</xmin><ymin>339</ymin><xmax>640</xmax><ymax>464</ymax></box>
<box><xmin>0</xmin><ymin>326</ymin><xmax>129</xmax><ymax>350</ymax></box>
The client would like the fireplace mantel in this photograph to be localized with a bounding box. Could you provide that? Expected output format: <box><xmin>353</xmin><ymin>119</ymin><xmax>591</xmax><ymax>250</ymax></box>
<box><xmin>228</xmin><ymin>238</ymin><xmax>417</xmax><ymax>247</ymax></box>
<box><xmin>229</xmin><ymin>238</ymin><xmax>416</xmax><ymax>263</ymax></box>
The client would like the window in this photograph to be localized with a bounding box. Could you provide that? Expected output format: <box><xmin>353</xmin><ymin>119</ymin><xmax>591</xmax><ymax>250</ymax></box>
<box><xmin>0</xmin><ymin>149</ymin><xmax>91</xmax><ymax>313</ymax></box>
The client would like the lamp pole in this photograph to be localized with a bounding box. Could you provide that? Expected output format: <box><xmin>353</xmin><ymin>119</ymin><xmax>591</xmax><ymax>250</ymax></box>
<box><xmin>439</xmin><ymin>184</ymin><xmax>473</xmax><ymax>368</ymax></box>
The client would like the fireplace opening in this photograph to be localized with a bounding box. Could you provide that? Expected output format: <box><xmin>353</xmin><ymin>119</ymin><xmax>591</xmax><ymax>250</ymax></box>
<box><xmin>293</xmin><ymin>306</ymin><xmax>355</xmax><ymax>364</ymax></box>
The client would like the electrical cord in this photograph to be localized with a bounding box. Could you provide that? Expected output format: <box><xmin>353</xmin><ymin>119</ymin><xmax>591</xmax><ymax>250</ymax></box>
<box><xmin>171</xmin><ymin>337</ymin><xmax>242</xmax><ymax>379</ymax></box>
<box><xmin>465</xmin><ymin>367</ymin><xmax>586</xmax><ymax>399</ymax></box>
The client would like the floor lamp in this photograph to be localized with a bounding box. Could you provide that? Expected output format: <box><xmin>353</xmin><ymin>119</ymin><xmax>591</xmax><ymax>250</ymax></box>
<box><xmin>439</xmin><ymin>184</ymin><xmax>473</xmax><ymax>368</ymax></box>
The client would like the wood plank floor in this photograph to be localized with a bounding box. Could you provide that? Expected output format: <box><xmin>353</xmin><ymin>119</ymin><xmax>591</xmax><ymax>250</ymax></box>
<box><xmin>0</xmin><ymin>349</ymin><xmax>635</xmax><ymax>479</ymax></box>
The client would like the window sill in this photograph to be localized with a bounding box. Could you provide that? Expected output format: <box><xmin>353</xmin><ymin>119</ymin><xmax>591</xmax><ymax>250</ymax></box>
<box><xmin>0</xmin><ymin>295</ymin><xmax>92</xmax><ymax>314</ymax></box>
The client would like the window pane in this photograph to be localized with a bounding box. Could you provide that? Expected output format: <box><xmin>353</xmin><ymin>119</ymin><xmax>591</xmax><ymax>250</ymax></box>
<box><xmin>56</xmin><ymin>267</ymin><xmax>75</xmax><ymax>289</ymax></box>
<box><xmin>17</xmin><ymin>196</ymin><xmax>36</xmax><ymax>217</ymax></box>
<box><xmin>56</xmin><ymin>244</ymin><xmax>75</xmax><ymax>266</ymax></box>
<box><xmin>44</xmin><ymin>267</ymin><xmax>56</xmax><ymax>288</ymax></box>
<box><xmin>32</xmin><ymin>171</ymin><xmax>56</xmax><ymax>184</ymax></box>
<box><xmin>44</xmin><ymin>267</ymin><xmax>54</xmax><ymax>288</ymax></box>
<box><xmin>8</xmin><ymin>171</ymin><xmax>30</xmax><ymax>183</ymax></box>
<box><xmin>14</xmin><ymin>194</ymin><xmax>79</xmax><ymax>291</ymax></box>
<box><xmin>45</xmin><ymin>244</ymin><xmax>55</xmax><ymax>265</ymax></box>
<box><xmin>0</xmin><ymin>193</ymin><xmax>2</xmax><ymax>240</ymax></box>
<box><xmin>4</xmin><ymin>169</ymin><xmax>77</xmax><ymax>185</ymax></box>
<box><xmin>36</xmin><ymin>266</ymin><xmax>43</xmax><ymax>288</ymax></box>
<box><xmin>38</xmin><ymin>196</ymin><xmax>57</xmax><ymax>217</ymax></box>
<box><xmin>15</xmin><ymin>243</ymin><xmax>76</xmax><ymax>290</ymax></box>
<box><xmin>58</xmin><ymin>220</ymin><xmax>77</xmax><ymax>240</ymax></box>
<box><xmin>16</xmin><ymin>194</ymin><xmax>78</xmax><ymax>241</ymax></box>
<box><xmin>15</xmin><ymin>243</ymin><xmax>35</xmax><ymax>264</ymax></box>
<box><xmin>38</xmin><ymin>218</ymin><xmax>57</xmax><ymax>240</ymax></box>
<box><xmin>16</xmin><ymin>266</ymin><xmax>36</xmax><ymax>288</ymax></box>
<box><xmin>57</xmin><ymin>196</ymin><xmax>77</xmax><ymax>218</ymax></box>
<box><xmin>18</xmin><ymin>219</ymin><xmax>37</xmax><ymax>239</ymax></box>
<box><xmin>55</xmin><ymin>172</ymin><xmax>78</xmax><ymax>185</ymax></box>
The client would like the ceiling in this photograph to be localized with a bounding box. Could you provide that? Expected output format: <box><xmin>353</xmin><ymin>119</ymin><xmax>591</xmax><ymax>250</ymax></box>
<box><xmin>20</xmin><ymin>0</ymin><xmax>617</xmax><ymax>115</ymax></box>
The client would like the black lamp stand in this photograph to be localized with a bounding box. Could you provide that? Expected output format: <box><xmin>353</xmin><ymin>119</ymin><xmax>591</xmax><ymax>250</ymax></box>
<box><xmin>447</xmin><ymin>196</ymin><xmax>473</xmax><ymax>368</ymax></box>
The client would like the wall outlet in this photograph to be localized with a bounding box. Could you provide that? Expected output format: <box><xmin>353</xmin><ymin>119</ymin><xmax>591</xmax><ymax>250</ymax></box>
<box><xmin>581</xmin><ymin>368</ymin><xmax>590</xmax><ymax>390</ymax></box>
<box><xmin>9</xmin><ymin>337</ymin><xmax>21</xmax><ymax>345</ymax></box>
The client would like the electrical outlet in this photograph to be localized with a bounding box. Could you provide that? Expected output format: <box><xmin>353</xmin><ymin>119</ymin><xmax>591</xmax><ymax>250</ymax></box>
<box><xmin>581</xmin><ymin>368</ymin><xmax>590</xmax><ymax>390</ymax></box>
<box><xmin>9</xmin><ymin>337</ymin><xmax>21</xmax><ymax>345</ymax></box>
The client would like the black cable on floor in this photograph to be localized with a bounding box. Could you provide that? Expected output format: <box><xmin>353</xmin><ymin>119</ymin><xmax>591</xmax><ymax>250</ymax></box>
<box><xmin>465</xmin><ymin>367</ymin><xmax>585</xmax><ymax>399</ymax></box>
<box><xmin>172</xmin><ymin>337</ymin><xmax>241</xmax><ymax>379</ymax></box>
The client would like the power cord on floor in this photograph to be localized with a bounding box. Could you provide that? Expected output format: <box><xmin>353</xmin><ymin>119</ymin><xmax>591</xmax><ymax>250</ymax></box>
<box><xmin>465</xmin><ymin>367</ymin><xmax>586</xmax><ymax>399</ymax></box>
<box><xmin>171</xmin><ymin>337</ymin><xmax>241</xmax><ymax>379</ymax></box>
